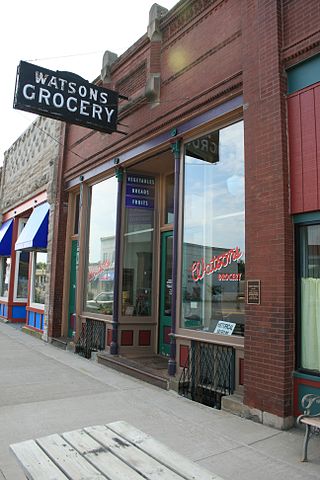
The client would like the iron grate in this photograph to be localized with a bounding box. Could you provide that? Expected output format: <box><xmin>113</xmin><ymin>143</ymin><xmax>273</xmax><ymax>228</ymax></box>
<box><xmin>178</xmin><ymin>341</ymin><xmax>235</xmax><ymax>409</ymax></box>
<box><xmin>75</xmin><ymin>319</ymin><xmax>106</xmax><ymax>359</ymax></box>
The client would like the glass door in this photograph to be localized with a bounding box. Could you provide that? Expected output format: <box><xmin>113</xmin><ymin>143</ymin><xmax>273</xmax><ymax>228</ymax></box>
<box><xmin>159</xmin><ymin>231</ymin><xmax>173</xmax><ymax>356</ymax></box>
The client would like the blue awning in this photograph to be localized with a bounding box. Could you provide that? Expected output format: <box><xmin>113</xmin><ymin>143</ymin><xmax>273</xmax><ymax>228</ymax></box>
<box><xmin>0</xmin><ymin>219</ymin><xmax>13</xmax><ymax>256</ymax></box>
<box><xmin>15</xmin><ymin>202</ymin><xmax>50</xmax><ymax>251</ymax></box>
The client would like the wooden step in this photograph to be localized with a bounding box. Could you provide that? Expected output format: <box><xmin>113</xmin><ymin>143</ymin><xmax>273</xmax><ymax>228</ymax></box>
<box><xmin>97</xmin><ymin>353</ymin><xmax>169</xmax><ymax>390</ymax></box>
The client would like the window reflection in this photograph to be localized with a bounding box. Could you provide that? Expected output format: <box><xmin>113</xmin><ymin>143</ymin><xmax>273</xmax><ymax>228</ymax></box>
<box><xmin>299</xmin><ymin>224</ymin><xmax>320</xmax><ymax>372</ymax></box>
<box><xmin>16</xmin><ymin>251</ymin><xmax>29</xmax><ymax>299</ymax></box>
<box><xmin>85</xmin><ymin>177</ymin><xmax>117</xmax><ymax>314</ymax></box>
<box><xmin>181</xmin><ymin>121</ymin><xmax>245</xmax><ymax>335</ymax></box>
<box><xmin>0</xmin><ymin>257</ymin><xmax>10</xmax><ymax>298</ymax></box>
<box><xmin>32</xmin><ymin>252</ymin><xmax>47</xmax><ymax>305</ymax></box>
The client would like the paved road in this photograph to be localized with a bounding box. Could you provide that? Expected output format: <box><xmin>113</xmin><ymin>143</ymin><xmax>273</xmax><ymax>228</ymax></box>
<box><xmin>0</xmin><ymin>322</ymin><xmax>319</xmax><ymax>479</ymax></box>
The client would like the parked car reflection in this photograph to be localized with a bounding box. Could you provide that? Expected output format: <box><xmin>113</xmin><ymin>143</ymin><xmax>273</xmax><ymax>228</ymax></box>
<box><xmin>86</xmin><ymin>291</ymin><xmax>113</xmax><ymax>314</ymax></box>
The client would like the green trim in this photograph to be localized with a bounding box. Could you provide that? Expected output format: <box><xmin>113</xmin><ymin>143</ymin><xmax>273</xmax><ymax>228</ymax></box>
<box><xmin>287</xmin><ymin>54</ymin><xmax>320</xmax><ymax>94</ymax></box>
<box><xmin>293</xmin><ymin>371</ymin><xmax>320</xmax><ymax>382</ymax></box>
<box><xmin>159</xmin><ymin>231</ymin><xmax>173</xmax><ymax>356</ymax></box>
<box><xmin>293</xmin><ymin>212</ymin><xmax>320</xmax><ymax>224</ymax></box>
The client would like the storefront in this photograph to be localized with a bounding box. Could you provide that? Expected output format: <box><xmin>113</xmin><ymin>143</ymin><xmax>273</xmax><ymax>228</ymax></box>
<box><xmin>0</xmin><ymin>194</ymin><xmax>50</xmax><ymax>332</ymax></box>
<box><xmin>42</xmin><ymin>0</ymin><xmax>320</xmax><ymax>428</ymax></box>
<box><xmin>287</xmin><ymin>54</ymin><xmax>320</xmax><ymax>415</ymax></box>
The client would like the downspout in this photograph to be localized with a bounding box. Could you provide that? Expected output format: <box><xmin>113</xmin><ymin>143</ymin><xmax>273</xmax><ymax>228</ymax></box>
<box><xmin>168</xmin><ymin>137</ymin><xmax>182</xmax><ymax>376</ymax></box>
<box><xmin>110</xmin><ymin>166</ymin><xmax>123</xmax><ymax>355</ymax></box>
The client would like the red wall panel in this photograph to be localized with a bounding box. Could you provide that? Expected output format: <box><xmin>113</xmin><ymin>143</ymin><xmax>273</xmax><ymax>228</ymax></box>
<box><xmin>288</xmin><ymin>83</ymin><xmax>320</xmax><ymax>214</ymax></box>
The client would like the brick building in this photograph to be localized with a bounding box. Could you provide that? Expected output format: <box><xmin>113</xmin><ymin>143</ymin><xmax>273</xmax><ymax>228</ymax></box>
<box><xmin>0</xmin><ymin>117</ymin><xmax>62</xmax><ymax>340</ymax></box>
<box><xmin>3</xmin><ymin>0</ymin><xmax>317</xmax><ymax>428</ymax></box>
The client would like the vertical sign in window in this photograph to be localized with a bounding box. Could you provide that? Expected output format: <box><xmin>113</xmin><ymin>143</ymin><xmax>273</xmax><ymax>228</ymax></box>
<box><xmin>122</xmin><ymin>173</ymin><xmax>155</xmax><ymax>316</ymax></box>
<box><xmin>181</xmin><ymin>121</ymin><xmax>245</xmax><ymax>335</ymax></box>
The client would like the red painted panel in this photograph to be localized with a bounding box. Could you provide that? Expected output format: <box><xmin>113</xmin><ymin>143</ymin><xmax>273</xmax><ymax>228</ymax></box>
<box><xmin>288</xmin><ymin>95</ymin><xmax>303</xmax><ymax>212</ymax></box>
<box><xmin>315</xmin><ymin>86</ymin><xmax>320</xmax><ymax>210</ymax></box>
<box><xmin>121</xmin><ymin>330</ymin><xmax>134</xmax><ymax>346</ymax></box>
<box><xmin>288</xmin><ymin>82</ymin><xmax>320</xmax><ymax>214</ymax></box>
<box><xmin>164</xmin><ymin>326</ymin><xmax>171</xmax><ymax>345</ymax></box>
<box><xmin>179</xmin><ymin>345</ymin><xmax>189</xmax><ymax>367</ymax></box>
<box><xmin>300</xmin><ymin>89</ymin><xmax>318</xmax><ymax>211</ymax></box>
<box><xmin>139</xmin><ymin>330</ymin><xmax>151</xmax><ymax>346</ymax></box>
<box><xmin>239</xmin><ymin>358</ymin><xmax>244</xmax><ymax>385</ymax></box>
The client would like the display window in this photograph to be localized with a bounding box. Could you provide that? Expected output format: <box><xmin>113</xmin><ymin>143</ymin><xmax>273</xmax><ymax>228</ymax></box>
<box><xmin>14</xmin><ymin>219</ymin><xmax>29</xmax><ymax>301</ymax></box>
<box><xmin>30</xmin><ymin>251</ymin><xmax>47</xmax><ymax>307</ymax></box>
<box><xmin>181</xmin><ymin>121</ymin><xmax>245</xmax><ymax>335</ymax></box>
<box><xmin>298</xmin><ymin>223</ymin><xmax>320</xmax><ymax>373</ymax></box>
<box><xmin>85</xmin><ymin>177</ymin><xmax>117</xmax><ymax>314</ymax></box>
<box><xmin>0</xmin><ymin>257</ymin><xmax>11</xmax><ymax>298</ymax></box>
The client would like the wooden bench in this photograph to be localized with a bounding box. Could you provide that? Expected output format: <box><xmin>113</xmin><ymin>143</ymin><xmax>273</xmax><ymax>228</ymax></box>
<box><xmin>297</xmin><ymin>393</ymin><xmax>320</xmax><ymax>462</ymax></box>
<box><xmin>10</xmin><ymin>420</ymin><xmax>224</xmax><ymax>479</ymax></box>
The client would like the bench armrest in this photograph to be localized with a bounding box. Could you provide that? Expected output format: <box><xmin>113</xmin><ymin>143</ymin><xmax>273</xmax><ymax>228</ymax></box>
<box><xmin>300</xmin><ymin>393</ymin><xmax>320</xmax><ymax>417</ymax></box>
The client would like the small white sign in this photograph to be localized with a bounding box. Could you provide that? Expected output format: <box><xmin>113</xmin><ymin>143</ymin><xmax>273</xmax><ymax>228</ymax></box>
<box><xmin>214</xmin><ymin>321</ymin><xmax>236</xmax><ymax>336</ymax></box>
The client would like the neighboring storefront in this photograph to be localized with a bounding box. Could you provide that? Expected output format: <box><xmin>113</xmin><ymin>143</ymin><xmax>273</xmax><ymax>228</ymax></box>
<box><xmin>0</xmin><ymin>116</ymin><xmax>61</xmax><ymax>338</ymax></box>
<box><xmin>287</xmin><ymin>54</ymin><xmax>320</xmax><ymax>415</ymax></box>
<box><xmin>27</xmin><ymin>0</ymin><xmax>320</xmax><ymax>429</ymax></box>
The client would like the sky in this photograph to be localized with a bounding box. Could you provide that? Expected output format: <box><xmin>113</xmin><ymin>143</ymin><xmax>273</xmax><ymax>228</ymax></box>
<box><xmin>0</xmin><ymin>0</ymin><xmax>179</xmax><ymax>162</ymax></box>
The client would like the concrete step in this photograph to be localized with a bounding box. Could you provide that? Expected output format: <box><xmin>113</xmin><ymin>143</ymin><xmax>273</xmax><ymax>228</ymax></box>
<box><xmin>97</xmin><ymin>353</ymin><xmax>170</xmax><ymax>390</ymax></box>
<box><xmin>51</xmin><ymin>337</ymin><xmax>73</xmax><ymax>350</ymax></box>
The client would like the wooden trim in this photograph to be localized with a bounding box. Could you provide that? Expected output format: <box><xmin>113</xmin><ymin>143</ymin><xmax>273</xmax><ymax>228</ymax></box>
<box><xmin>3</xmin><ymin>192</ymin><xmax>47</xmax><ymax>221</ymax></box>
<box><xmin>174</xmin><ymin>332</ymin><xmax>244</xmax><ymax>349</ymax></box>
<box><xmin>61</xmin><ymin>191</ymin><xmax>77</xmax><ymax>337</ymax></box>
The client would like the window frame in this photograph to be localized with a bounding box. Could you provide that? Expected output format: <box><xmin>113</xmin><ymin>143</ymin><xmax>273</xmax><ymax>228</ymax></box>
<box><xmin>29</xmin><ymin>251</ymin><xmax>48</xmax><ymax>309</ymax></box>
<box><xmin>13</xmin><ymin>218</ymin><xmax>29</xmax><ymax>303</ymax></box>
<box><xmin>295</xmin><ymin>214</ymin><xmax>320</xmax><ymax>376</ymax></box>
<box><xmin>179</xmin><ymin>119</ymin><xmax>245</xmax><ymax>338</ymax></box>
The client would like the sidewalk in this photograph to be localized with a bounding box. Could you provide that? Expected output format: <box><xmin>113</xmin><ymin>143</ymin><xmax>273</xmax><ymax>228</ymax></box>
<box><xmin>0</xmin><ymin>321</ymin><xmax>319</xmax><ymax>480</ymax></box>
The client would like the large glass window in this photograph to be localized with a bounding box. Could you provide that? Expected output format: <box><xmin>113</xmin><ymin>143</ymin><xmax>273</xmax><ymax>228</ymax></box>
<box><xmin>15</xmin><ymin>219</ymin><xmax>29</xmax><ymax>300</ymax></box>
<box><xmin>31</xmin><ymin>252</ymin><xmax>47</xmax><ymax>306</ymax></box>
<box><xmin>0</xmin><ymin>257</ymin><xmax>11</xmax><ymax>298</ymax></box>
<box><xmin>122</xmin><ymin>172</ymin><xmax>155</xmax><ymax>316</ymax></box>
<box><xmin>16</xmin><ymin>251</ymin><xmax>30</xmax><ymax>300</ymax></box>
<box><xmin>181</xmin><ymin>121</ymin><xmax>245</xmax><ymax>335</ymax></box>
<box><xmin>299</xmin><ymin>224</ymin><xmax>320</xmax><ymax>372</ymax></box>
<box><xmin>85</xmin><ymin>177</ymin><xmax>117</xmax><ymax>314</ymax></box>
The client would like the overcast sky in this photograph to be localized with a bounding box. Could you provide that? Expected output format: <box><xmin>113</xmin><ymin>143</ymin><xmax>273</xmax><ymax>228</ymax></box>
<box><xmin>1</xmin><ymin>0</ymin><xmax>178</xmax><ymax>162</ymax></box>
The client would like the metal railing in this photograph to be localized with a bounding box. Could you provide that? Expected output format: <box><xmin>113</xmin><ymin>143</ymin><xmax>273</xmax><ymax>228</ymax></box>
<box><xmin>178</xmin><ymin>341</ymin><xmax>235</xmax><ymax>409</ymax></box>
<box><xmin>75</xmin><ymin>319</ymin><xmax>106</xmax><ymax>359</ymax></box>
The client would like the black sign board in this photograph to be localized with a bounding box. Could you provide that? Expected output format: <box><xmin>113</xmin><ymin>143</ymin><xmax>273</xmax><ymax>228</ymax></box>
<box><xmin>185</xmin><ymin>131</ymin><xmax>219</xmax><ymax>164</ymax></box>
<box><xmin>13</xmin><ymin>61</ymin><xmax>119</xmax><ymax>133</ymax></box>
<box><xmin>247</xmin><ymin>280</ymin><xmax>261</xmax><ymax>305</ymax></box>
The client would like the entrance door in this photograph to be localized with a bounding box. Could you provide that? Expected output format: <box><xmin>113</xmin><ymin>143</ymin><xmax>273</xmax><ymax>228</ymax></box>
<box><xmin>68</xmin><ymin>239</ymin><xmax>78</xmax><ymax>338</ymax></box>
<box><xmin>159</xmin><ymin>231</ymin><xmax>173</xmax><ymax>356</ymax></box>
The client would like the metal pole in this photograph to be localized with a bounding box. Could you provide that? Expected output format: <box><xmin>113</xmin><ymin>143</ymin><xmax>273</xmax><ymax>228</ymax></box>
<box><xmin>168</xmin><ymin>138</ymin><xmax>181</xmax><ymax>376</ymax></box>
<box><xmin>110</xmin><ymin>167</ymin><xmax>123</xmax><ymax>355</ymax></box>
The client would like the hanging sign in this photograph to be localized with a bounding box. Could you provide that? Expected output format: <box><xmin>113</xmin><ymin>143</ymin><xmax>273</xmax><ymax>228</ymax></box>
<box><xmin>126</xmin><ymin>174</ymin><xmax>155</xmax><ymax>209</ymax></box>
<box><xmin>13</xmin><ymin>61</ymin><xmax>119</xmax><ymax>133</ymax></box>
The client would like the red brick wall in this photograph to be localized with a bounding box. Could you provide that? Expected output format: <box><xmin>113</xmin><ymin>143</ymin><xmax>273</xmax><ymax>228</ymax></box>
<box><xmin>242</xmin><ymin>0</ymin><xmax>295</xmax><ymax>418</ymax></box>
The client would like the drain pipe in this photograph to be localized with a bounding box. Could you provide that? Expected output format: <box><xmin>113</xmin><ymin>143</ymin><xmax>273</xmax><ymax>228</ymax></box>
<box><xmin>110</xmin><ymin>166</ymin><xmax>123</xmax><ymax>355</ymax></box>
<box><xmin>168</xmin><ymin>137</ymin><xmax>181</xmax><ymax>377</ymax></box>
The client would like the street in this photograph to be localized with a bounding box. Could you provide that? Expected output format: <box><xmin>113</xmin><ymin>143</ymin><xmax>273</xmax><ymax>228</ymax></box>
<box><xmin>0</xmin><ymin>322</ymin><xmax>319</xmax><ymax>480</ymax></box>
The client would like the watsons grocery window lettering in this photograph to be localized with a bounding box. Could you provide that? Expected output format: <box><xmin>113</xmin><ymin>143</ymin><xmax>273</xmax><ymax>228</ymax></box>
<box><xmin>13</xmin><ymin>61</ymin><xmax>119</xmax><ymax>133</ymax></box>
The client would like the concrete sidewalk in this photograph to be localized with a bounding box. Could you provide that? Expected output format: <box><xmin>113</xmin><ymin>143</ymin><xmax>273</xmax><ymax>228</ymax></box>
<box><xmin>0</xmin><ymin>322</ymin><xmax>319</xmax><ymax>480</ymax></box>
